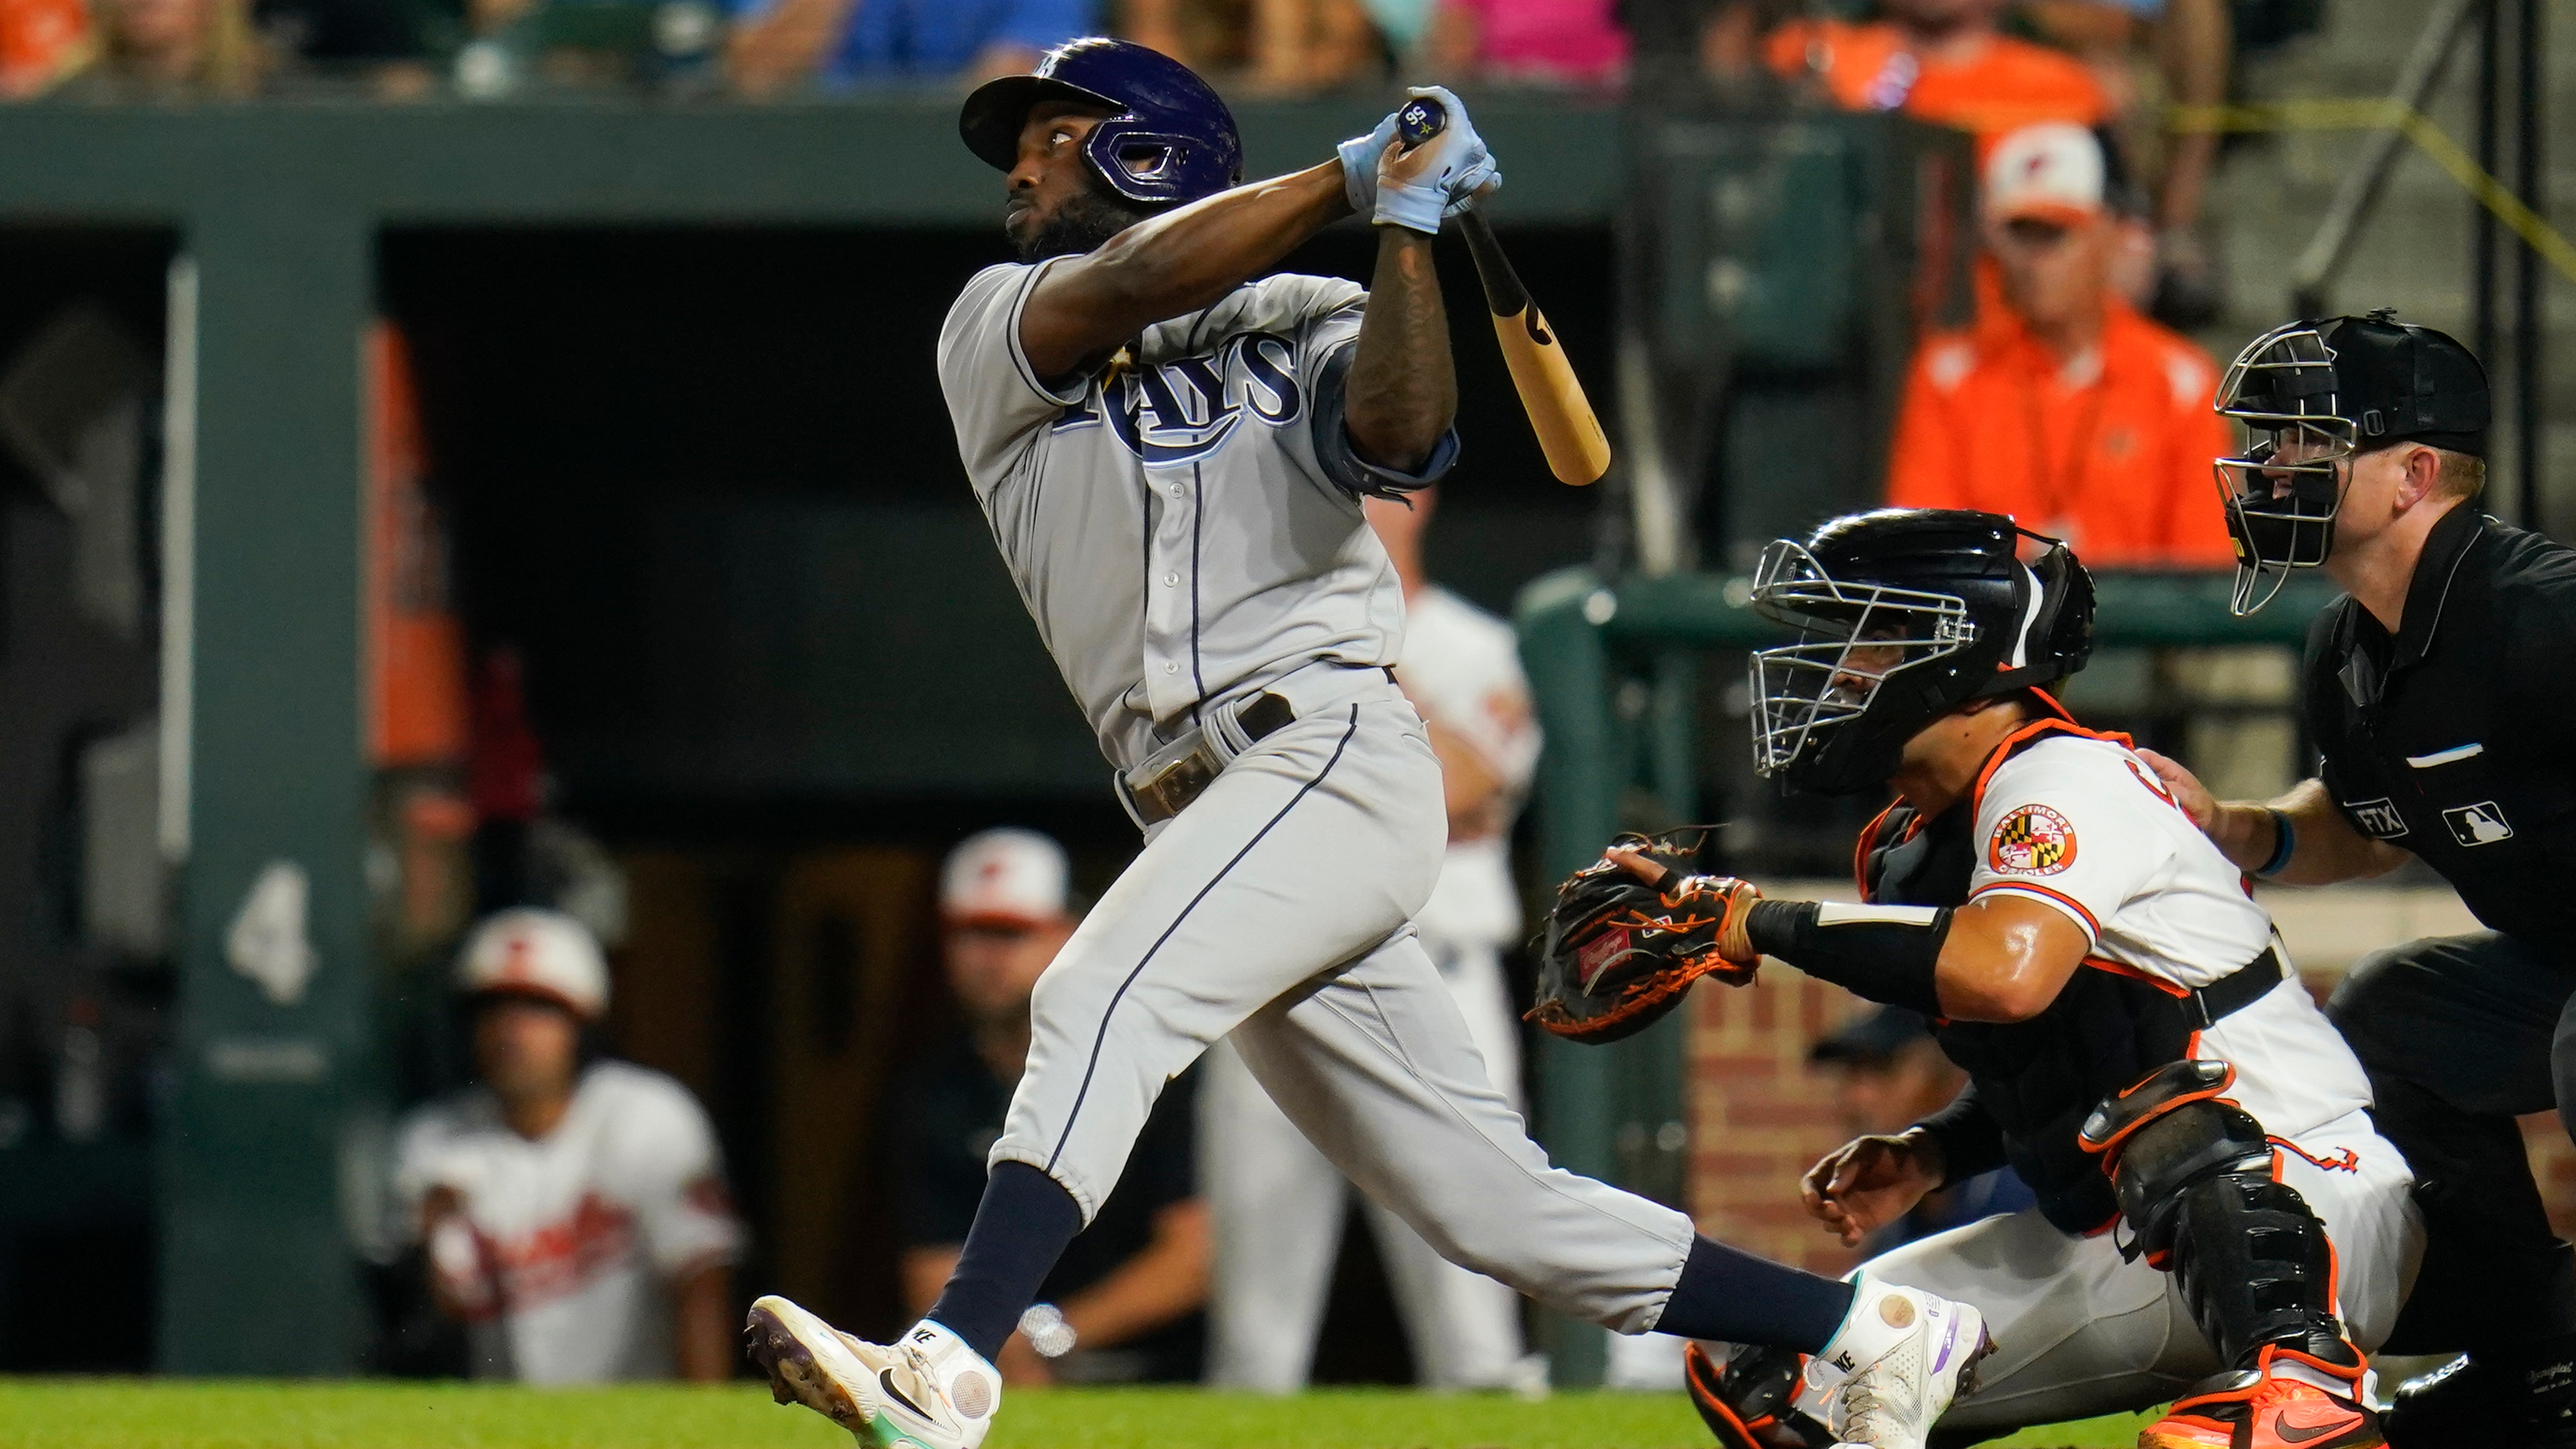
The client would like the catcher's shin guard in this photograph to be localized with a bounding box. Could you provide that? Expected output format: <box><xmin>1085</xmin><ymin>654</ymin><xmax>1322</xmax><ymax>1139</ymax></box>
<box><xmin>2081</xmin><ymin>1061</ymin><xmax>2365</xmax><ymax>1376</ymax></box>
<box><xmin>1683</xmin><ymin>1342</ymin><xmax>1830</xmax><ymax>1449</ymax></box>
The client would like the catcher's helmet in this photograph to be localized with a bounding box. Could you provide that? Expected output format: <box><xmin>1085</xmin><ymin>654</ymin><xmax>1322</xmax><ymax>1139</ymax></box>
<box><xmin>959</xmin><ymin>38</ymin><xmax>1243</xmax><ymax>207</ymax></box>
<box><xmin>2214</xmin><ymin>310</ymin><xmax>2489</xmax><ymax>615</ymax></box>
<box><xmin>1748</xmin><ymin>509</ymin><xmax>2095</xmax><ymax>796</ymax></box>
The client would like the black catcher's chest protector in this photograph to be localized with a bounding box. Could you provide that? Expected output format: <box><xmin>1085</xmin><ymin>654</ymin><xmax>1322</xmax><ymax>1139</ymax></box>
<box><xmin>1860</xmin><ymin>723</ymin><xmax>2201</xmax><ymax>1235</ymax></box>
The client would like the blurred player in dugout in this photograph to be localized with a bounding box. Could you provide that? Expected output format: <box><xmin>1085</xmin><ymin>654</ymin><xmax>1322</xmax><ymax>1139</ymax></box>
<box><xmin>890</xmin><ymin>829</ymin><xmax>1210</xmax><ymax>1385</ymax></box>
<box><xmin>393</xmin><ymin>909</ymin><xmax>746</xmax><ymax>1382</ymax></box>
<box><xmin>1200</xmin><ymin>486</ymin><xmax>1544</xmax><ymax>1393</ymax></box>
<box><xmin>1807</xmin><ymin>1006</ymin><xmax>2034</xmax><ymax>1256</ymax></box>
<box><xmin>1887</xmin><ymin>122</ymin><xmax>2233</xmax><ymax>567</ymax></box>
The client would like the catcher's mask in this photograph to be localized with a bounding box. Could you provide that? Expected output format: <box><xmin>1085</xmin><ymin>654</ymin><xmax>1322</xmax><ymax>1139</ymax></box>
<box><xmin>1749</xmin><ymin>509</ymin><xmax>2095</xmax><ymax>796</ymax></box>
<box><xmin>2214</xmin><ymin>311</ymin><xmax>2488</xmax><ymax>615</ymax></box>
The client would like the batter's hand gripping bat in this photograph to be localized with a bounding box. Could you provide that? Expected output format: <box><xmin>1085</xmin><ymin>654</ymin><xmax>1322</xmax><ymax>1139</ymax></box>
<box><xmin>1393</xmin><ymin>95</ymin><xmax>1613</xmax><ymax>487</ymax></box>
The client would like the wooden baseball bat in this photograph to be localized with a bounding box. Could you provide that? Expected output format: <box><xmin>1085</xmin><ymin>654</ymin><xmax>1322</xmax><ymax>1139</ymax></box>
<box><xmin>1391</xmin><ymin>97</ymin><xmax>1613</xmax><ymax>487</ymax></box>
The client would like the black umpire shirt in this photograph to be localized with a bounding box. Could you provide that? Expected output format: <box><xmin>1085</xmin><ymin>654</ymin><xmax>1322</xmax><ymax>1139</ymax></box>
<box><xmin>2303</xmin><ymin>503</ymin><xmax>2576</xmax><ymax>953</ymax></box>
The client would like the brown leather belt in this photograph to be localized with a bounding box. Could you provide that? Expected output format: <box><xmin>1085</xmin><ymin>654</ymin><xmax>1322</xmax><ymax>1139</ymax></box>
<box><xmin>1124</xmin><ymin>692</ymin><xmax>1295</xmax><ymax>825</ymax></box>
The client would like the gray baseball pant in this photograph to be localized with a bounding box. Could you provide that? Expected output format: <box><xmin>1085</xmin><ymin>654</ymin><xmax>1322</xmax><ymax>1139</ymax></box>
<box><xmin>989</xmin><ymin>692</ymin><xmax>1697</xmax><ymax>1335</ymax></box>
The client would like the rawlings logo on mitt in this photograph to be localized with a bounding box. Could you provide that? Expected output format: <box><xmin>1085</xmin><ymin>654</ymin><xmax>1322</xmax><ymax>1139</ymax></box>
<box><xmin>1530</xmin><ymin>828</ymin><xmax>1762</xmax><ymax>1044</ymax></box>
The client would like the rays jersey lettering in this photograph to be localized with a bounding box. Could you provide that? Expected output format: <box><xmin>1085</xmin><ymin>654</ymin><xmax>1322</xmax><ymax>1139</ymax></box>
<box><xmin>939</xmin><ymin>263</ymin><xmax>1396</xmax><ymax>771</ymax></box>
<box><xmin>1052</xmin><ymin>330</ymin><xmax>1306</xmax><ymax>466</ymax></box>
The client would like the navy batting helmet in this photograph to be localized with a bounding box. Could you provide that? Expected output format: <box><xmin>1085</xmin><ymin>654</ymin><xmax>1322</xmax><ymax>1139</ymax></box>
<box><xmin>959</xmin><ymin>38</ymin><xmax>1243</xmax><ymax>207</ymax></box>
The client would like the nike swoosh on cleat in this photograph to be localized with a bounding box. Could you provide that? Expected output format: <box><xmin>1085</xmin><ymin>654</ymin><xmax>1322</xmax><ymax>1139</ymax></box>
<box><xmin>877</xmin><ymin>1369</ymin><xmax>935</xmax><ymax>1422</ymax></box>
<box><xmin>2273</xmin><ymin>1414</ymin><xmax>2359</xmax><ymax>1444</ymax></box>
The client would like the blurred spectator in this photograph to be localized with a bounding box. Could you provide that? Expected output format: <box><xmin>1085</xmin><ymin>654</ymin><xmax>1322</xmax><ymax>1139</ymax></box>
<box><xmin>393</xmin><ymin>909</ymin><xmax>745</xmax><ymax>1382</ymax></box>
<box><xmin>1763</xmin><ymin>0</ymin><xmax>2107</xmax><ymax>147</ymax></box>
<box><xmin>1240</xmin><ymin>0</ymin><xmax>1378</xmax><ymax>92</ymax></box>
<box><xmin>1203</xmin><ymin>487</ymin><xmax>1544</xmax><ymax>1395</ymax></box>
<box><xmin>726</xmin><ymin>0</ymin><xmax>1087</xmax><ymax>97</ymax></box>
<box><xmin>2021</xmin><ymin>0</ymin><xmax>2232</xmax><ymax>327</ymax></box>
<box><xmin>1886</xmin><ymin>122</ymin><xmax>2232</xmax><ymax>567</ymax></box>
<box><xmin>1422</xmin><ymin>0</ymin><xmax>1625</xmax><ymax>87</ymax></box>
<box><xmin>0</xmin><ymin>0</ymin><xmax>90</xmax><ymax>95</ymax></box>
<box><xmin>1810</xmin><ymin>1007</ymin><xmax>2032</xmax><ymax>1254</ymax></box>
<box><xmin>53</xmin><ymin>0</ymin><xmax>262</xmax><ymax>95</ymax></box>
<box><xmin>893</xmin><ymin>829</ymin><xmax>1208</xmax><ymax>1385</ymax></box>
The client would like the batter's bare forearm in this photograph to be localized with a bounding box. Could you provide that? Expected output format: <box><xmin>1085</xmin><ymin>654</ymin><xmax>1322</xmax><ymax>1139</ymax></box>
<box><xmin>1021</xmin><ymin>162</ymin><xmax>1354</xmax><ymax>381</ymax></box>
<box><xmin>1343</xmin><ymin>229</ymin><xmax>1454</xmax><ymax>470</ymax></box>
<box><xmin>2211</xmin><ymin>777</ymin><xmax>2408</xmax><ymax>885</ymax></box>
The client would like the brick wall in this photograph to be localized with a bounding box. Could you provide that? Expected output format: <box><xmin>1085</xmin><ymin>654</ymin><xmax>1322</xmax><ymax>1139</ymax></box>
<box><xmin>1686</xmin><ymin>970</ymin><xmax>1872</xmax><ymax>1276</ymax></box>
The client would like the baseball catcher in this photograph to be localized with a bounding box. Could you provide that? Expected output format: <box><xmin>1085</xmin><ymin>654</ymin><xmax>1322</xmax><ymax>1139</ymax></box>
<box><xmin>1540</xmin><ymin>509</ymin><xmax>2419</xmax><ymax>1449</ymax></box>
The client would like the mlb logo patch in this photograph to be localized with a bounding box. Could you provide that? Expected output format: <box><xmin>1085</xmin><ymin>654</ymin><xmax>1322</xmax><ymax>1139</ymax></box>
<box><xmin>1989</xmin><ymin>804</ymin><xmax>2078</xmax><ymax>875</ymax></box>
<box><xmin>2344</xmin><ymin>798</ymin><xmax>2408</xmax><ymax>839</ymax></box>
<box><xmin>1576</xmin><ymin>925</ymin><xmax>1630</xmax><ymax>991</ymax></box>
<box><xmin>2442</xmin><ymin>801</ymin><xmax>2514</xmax><ymax>847</ymax></box>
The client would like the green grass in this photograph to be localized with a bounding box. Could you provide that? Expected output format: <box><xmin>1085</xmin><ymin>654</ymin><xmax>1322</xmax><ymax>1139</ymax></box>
<box><xmin>0</xmin><ymin>1381</ymin><xmax>2153</xmax><ymax>1448</ymax></box>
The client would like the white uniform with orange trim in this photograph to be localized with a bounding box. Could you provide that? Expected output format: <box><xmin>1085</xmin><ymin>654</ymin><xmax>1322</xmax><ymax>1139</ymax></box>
<box><xmin>1798</xmin><ymin>732</ymin><xmax>2423</xmax><ymax>1432</ymax></box>
<box><xmin>393</xmin><ymin>1061</ymin><xmax>746</xmax><ymax>1383</ymax></box>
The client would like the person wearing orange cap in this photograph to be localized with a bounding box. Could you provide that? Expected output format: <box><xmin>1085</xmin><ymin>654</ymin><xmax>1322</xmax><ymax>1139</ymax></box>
<box><xmin>1885</xmin><ymin>122</ymin><xmax>2234</xmax><ymax>567</ymax></box>
<box><xmin>890</xmin><ymin>829</ymin><xmax>1211</xmax><ymax>1386</ymax></box>
<box><xmin>392</xmin><ymin>908</ymin><xmax>744</xmax><ymax>1382</ymax></box>
<box><xmin>1763</xmin><ymin>0</ymin><xmax>2108</xmax><ymax>148</ymax></box>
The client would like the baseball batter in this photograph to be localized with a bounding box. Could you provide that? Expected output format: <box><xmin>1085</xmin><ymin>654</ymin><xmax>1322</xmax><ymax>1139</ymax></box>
<box><xmin>743</xmin><ymin>37</ymin><xmax>1999</xmax><ymax>1449</ymax></box>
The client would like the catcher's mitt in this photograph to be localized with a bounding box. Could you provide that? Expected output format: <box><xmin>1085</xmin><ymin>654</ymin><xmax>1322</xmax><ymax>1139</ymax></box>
<box><xmin>1529</xmin><ymin>828</ymin><xmax>1760</xmax><ymax>1044</ymax></box>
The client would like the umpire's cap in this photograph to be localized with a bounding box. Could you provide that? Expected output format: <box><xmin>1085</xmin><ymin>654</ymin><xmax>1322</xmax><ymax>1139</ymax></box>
<box><xmin>2224</xmin><ymin>309</ymin><xmax>2490</xmax><ymax>458</ymax></box>
<box><xmin>960</xmin><ymin>38</ymin><xmax>1244</xmax><ymax>208</ymax></box>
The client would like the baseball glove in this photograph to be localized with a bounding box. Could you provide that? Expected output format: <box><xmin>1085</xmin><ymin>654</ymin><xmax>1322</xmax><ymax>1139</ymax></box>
<box><xmin>1529</xmin><ymin>829</ymin><xmax>1761</xmax><ymax>1044</ymax></box>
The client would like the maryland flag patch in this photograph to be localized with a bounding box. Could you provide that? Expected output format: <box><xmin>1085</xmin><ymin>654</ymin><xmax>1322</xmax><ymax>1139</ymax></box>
<box><xmin>1989</xmin><ymin>803</ymin><xmax>2078</xmax><ymax>875</ymax></box>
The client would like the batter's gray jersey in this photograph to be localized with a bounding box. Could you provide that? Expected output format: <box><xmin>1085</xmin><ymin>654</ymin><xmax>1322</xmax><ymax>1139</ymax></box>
<box><xmin>937</xmin><ymin>261</ymin><xmax>1431</xmax><ymax>774</ymax></box>
<box><xmin>935</xmin><ymin>254</ymin><xmax>1703</xmax><ymax>1339</ymax></box>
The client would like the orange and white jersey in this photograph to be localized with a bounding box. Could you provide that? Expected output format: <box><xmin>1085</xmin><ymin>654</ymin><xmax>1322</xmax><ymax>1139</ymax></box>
<box><xmin>1969</xmin><ymin>731</ymin><xmax>2376</xmax><ymax>1141</ymax></box>
<box><xmin>394</xmin><ymin>1061</ymin><xmax>745</xmax><ymax>1382</ymax></box>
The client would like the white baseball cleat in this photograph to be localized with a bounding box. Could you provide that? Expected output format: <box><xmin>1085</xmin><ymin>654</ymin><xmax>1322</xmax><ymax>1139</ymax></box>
<box><xmin>1807</xmin><ymin>1275</ymin><xmax>1994</xmax><ymax>1449</ymax></box>
<box><xmin>744</xmin><ymin>1295</ymin><xmax>1001</xmax><ymax>1449</ymax></box>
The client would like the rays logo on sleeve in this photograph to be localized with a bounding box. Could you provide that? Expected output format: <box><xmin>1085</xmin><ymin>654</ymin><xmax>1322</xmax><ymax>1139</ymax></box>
<box><xmin>1989</xmin><ymin>803</ymin><xmax>2079</xmax><ymax>875</ymax></box>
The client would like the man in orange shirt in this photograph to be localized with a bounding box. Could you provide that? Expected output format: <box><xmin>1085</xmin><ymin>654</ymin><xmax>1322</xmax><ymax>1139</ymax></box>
<box><xmin>1764</xmin><ymin>0</ymin><xmax>2108</xmax><ymax>146</ymax></box>
<box><xmin>1885</xmin><ymin>122</ymin><xmax>2233</xmax><ymax>568</ymax></box>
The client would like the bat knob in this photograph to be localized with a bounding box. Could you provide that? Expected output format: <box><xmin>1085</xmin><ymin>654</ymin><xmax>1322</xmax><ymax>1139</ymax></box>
<box><xmin>1394</xmin><ymin>96</ymin><xmax>1446</xmax><ymax>149</ymax></box>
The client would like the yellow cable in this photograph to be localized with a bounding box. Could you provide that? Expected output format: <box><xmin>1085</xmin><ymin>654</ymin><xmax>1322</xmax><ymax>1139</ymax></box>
<box><xmin>2166</xmin><ymin>100</ymin><xmax>2576</xmax><ymax>288</ymax></box>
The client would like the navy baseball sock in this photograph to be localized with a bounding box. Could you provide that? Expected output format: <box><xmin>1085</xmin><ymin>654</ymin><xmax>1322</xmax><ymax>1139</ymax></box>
<box><xmin>1653</xmin><ymin>1236</ymin><xmax>1857</xmax><ymax>1353</ymax></box>
<box><xmin>926</xmin><ymin>1161</ymin><xmax>1085</xmax><ymax>1362</ymax></box>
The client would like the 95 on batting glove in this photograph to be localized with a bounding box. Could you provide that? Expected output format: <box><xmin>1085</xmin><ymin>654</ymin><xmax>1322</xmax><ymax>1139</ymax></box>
<box><xmin>1373</xmin><ymin>86</ymin><xmax>1499</xmax><ymax>234</ymax></box>
<box><xmin>1529</xmin><ymin>829</ymin><xmax>1760</xmax><ymax>1045</ymax></box>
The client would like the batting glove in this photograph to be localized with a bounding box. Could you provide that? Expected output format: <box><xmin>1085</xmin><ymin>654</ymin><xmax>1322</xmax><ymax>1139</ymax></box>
<box><xmin>1373</xmin><ymin>86</ymin><xmax>1501</xmax><ymax>234</ymax></box>
<box><xmin>1337</xmin><ymin>112</ymin><xmax>1399</xmax><ymax>218</ymax></box>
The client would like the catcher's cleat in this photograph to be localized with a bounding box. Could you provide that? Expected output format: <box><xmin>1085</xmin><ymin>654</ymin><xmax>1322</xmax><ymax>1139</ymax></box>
<box><xmin>2383</xmin><ymin>1349</ymin><xmax>2576</xmax><ymax>1449</ymax></box>
<box><xmin>2138</xmin><ymin>1358</ymin><xmax>2381</xmax><ymax>1449</ymax></box>
<box><xmin>1809</xmin><ymin>1278</ymin><xmax>1995</xmax><ymax>1449</ymax></box>
<box><xmin>1686</xmin><ymin>1342</ymin><xmax>1830</xmax><ymax>1448</ymax></box>
<box><xmin>744</xmin><ymin>1295</ymin><xmax>999</xmax><ymax>1449</ymax></box>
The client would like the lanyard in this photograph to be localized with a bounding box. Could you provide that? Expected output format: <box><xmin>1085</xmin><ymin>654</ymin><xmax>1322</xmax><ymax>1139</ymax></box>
<box><xmin>2017</xmin><ymin>343</ymin><xmax>2108</xmax><ymax>530</ymax></box>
